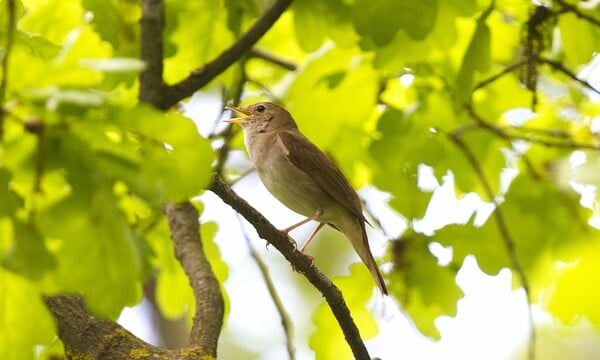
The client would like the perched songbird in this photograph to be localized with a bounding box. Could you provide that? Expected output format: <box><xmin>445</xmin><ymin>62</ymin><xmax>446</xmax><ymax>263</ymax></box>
<box><xmin>226</xmin><ymin>102</ymin><xmax>387</xmax><ymax>295</ymax></box>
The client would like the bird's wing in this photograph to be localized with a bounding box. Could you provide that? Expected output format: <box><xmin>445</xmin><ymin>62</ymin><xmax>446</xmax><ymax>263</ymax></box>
<box><xmin>277</xmin><ymin>130</ymin><xmax>366</xmax><ymax>221</ymax></box>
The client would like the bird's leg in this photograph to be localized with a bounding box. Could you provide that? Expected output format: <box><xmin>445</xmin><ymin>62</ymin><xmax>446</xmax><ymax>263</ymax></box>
<box><xmin>274</xmin><ymin>209</ymin><xmax>322</xmax><ymax>253</ymax></box>
<box><xmin>300</xmin><ymin>222</ymin><xmax>326</xmax><ymax>253</ymax></box>
<box><xmin>279</xmin><ymin>209</ymin><xmax>323</xmax><ymax>234</ymax></box>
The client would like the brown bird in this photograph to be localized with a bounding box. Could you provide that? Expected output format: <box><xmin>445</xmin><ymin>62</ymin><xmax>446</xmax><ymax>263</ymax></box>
<box><xmin>225</xmin><ymin>102</ymin><xmax>387</xmax><ymax>295</ymax></box>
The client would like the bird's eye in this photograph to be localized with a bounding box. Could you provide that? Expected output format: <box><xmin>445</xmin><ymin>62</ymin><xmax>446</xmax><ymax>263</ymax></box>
<box><xmin>256</xmin><ymin>105</ymin><xmax>266</xmax><ymax>112</ymax></box>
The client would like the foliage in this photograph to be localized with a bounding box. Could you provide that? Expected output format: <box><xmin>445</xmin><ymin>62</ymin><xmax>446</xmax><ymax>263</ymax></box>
<box><xmin>1</xmin><ymin>0</ymin><xmax>599</xmax><ymax>358</ymax></box>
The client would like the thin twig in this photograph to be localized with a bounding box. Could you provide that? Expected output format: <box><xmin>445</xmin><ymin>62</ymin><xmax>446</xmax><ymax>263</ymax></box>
<box><xmin>473</xmin><ymin>62</ymin><xmax>524</xmax><ymax>91</ymax></box>
<box><xmin>160</xmin><ymin>0</ymin><xmax>294</xmax><ymax>109</ymax></box>
<box><xmin>248</xmin><ymin>48</ymin><xmax>297</xmax><ymax>71</ymax></box>
<box><xmin>0</xmin><ymin>0</ymin><xmax>16</xmax><ymax>140</ymax></box>
<box><xmin>466</xmin><ymin>105</ymin><xmax>600</xmax><ymax>150</ymax></box>
<box><xmin>540</xmin><ymin>57</ymin><xmax>600</xmax><ymax>95</ymax></box>
<box><xmin>209</xmin><ymin>176</ymin><xmax>371</xmax><ymax>360</ymax></box>
<box><xmin>245</xmin><ymin>78</ymin><xmax>284</xmax><ymax>103</ymax></box>
<box><xmin>449</xmin><ymin>129</ymin><xmax>536</xmax><ymax>360</ymax></box>
<box><xmin>214</xmin><ymin>68</ymin><xmax>246</xmax><ymax>176</ymax></box>
<box><xmin>509</xmin><ymin>124</ymin><xmax>571</xmax><ymax>139</ymax></box>
<box><xmin>554</xmin><ymin>0</ymin><xmax>600</xmax><ymax>27</ymax></box>
<box><xmin>227</xmin><ymin>167</ymin><xmax>257</xmax><ymax>186</ymax></box>
<box><xmin>236</xmin><ymin>214</ymin><xmax>296</xmax><ymax>360</ymax></box>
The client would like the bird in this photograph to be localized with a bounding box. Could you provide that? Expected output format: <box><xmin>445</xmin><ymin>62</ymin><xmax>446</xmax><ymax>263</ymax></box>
<box><xmin>225</xmin><ymin>101</ymin><xmax>388</xmax><ymax>295</ymax></box>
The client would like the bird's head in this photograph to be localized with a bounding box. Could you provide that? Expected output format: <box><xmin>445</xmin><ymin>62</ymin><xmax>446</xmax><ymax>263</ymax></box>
<box><xmin>225</xmin><ymin>102</ymin><xmax>298</xmax><ymax>133</ymax></box>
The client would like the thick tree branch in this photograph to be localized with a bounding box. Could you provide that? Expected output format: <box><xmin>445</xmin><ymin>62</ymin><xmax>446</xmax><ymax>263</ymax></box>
<box><xmin>139</xmin><ymin>0</ymin><xmax>168</xmax><ymax>105</ymax></box>
<box><xmin>157</xmin><ymin>0</ymin><xmax>293</xmax><ymax>109</ymax></box>
<box><xmin>44</xmin><ymin>204</ymin><xmax>224</xmax><ymax>358</ymax></box>
<box><xmin>44</xmin><ymin>295</ymin><xmax>201</xmax><ymax>359</ymax></box>
<box><xmin>165</xmin><ymin>202</ymin><xmax>224</xmax><ymax>353</ymax></box>
<box><xmin>209</xmin><ymin>176</ymin><xmax>372</xmax><ymax>360</ymax></box>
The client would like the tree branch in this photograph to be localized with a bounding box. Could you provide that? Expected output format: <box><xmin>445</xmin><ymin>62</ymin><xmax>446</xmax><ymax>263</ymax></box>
<box><xmin>473</xmin><ymin>61</ymin><xmax>523</xmax><ymax>91</ymax></box>
<box><xmin>208</xmin><ymin>176</ymin><xmax>372</xmax><ymax>360</ymax></box>
<box><xmin>248</xmin><ymin>48</ymin><xmax>297</xmax><ymax>71</ymax></box>
<box><xmin>44</xmin><ymin>295</ymin><xmax>200</xmax><ymax>359</ymax></box>
<box><xmin>466</xmin><ymin>105</ymin><xmax>600</xmax><ymax>150</ymax></box>
<box><xmin>157</xmin><ymin>0</ymin><xmax>294</xmax><ymax>109</ymax></box>
<box><xmin>449</xmin><ymin>127</ymin><xmax>536</xmax><ymax>360</ymax></box>
<box><xmin>44</xmin><ymin>204</ymin><xmax>224</xmax><ymax>358</ymax></box>
<box><xmin>164</xmin><ymin>202</ymin><xmax>224</xmax><ymax>353</ymax></box>
<box><xmin>555</xmin><ymin>0</ymin><xmax>600</xmax><ymax>27</ymax></box>
<box><xmin>139</xmin><ymin>0</ymin><xmax>169</xmax><ymax>105</ymax></box>
<box><xmin>540</xmin><ymin>57</ymin><xmax>600</xmax><ymax>95</ymax></box>
<box><xmin>236</xmin><ymin>214</ymin><xmax>296</xmax><ymax>360</ymax></box>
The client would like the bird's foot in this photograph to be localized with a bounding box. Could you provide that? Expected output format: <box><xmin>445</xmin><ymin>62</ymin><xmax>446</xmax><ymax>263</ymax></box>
<box><xmin>303</xmin><ymin>252</ymin><xmax>315</xmax><ymax>265</ymax></box>
<box><xmin>290</xmin><ymin>249</ymin><xmax>315</xmax><ymax>272</ymax></box>
<box><xmin>276</xmin><ymin>229</ymin><xmax>298</xmax><ymax>248</ymax></box>
<box><xmin>265</xmin><ymin>233</ymin><xmax>298</xmax><ymax>250</ymax></box>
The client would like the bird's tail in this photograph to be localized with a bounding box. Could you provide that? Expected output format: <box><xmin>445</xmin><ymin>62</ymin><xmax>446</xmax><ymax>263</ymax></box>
<box><xmin>342</xmin><ymin>217</ymin><xmax>388</xmax><ymax>295</ymax></box>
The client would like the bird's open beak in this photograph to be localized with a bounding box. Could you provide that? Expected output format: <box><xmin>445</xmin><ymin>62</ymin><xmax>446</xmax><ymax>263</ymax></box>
<box><xmin>224</xmin><ymin>105</ymin><xmax>251</xmax><ymax>124</ymax></box>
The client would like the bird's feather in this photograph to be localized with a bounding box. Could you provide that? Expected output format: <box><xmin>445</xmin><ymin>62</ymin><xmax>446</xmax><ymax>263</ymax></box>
<box><xmin>277</xmin><ymin>130</ymin><xmax>366</xmax><ymax>222</ymax></box>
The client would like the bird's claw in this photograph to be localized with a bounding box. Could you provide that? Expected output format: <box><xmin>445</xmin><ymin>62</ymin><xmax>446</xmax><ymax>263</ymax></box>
<box><xmin>264</xmin><ymin>233</ymin><xmax>297</xmax><ymax>250</ymax></box>
<box><xmin>291</xmin><ymin>249</ymin><xmax>314</xmax><ymax>272</ymax></box>
<box><xmin>277</xmin><ymin>229</ymin><xmax>298</xmax><ymax>249</ymax></box>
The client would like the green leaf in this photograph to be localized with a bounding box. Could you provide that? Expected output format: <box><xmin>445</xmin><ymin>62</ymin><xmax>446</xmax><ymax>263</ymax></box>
<box><xmin>285</xmin><ymin>47</ymin><xmax>378</xmax><ymax>149</ymax></box>
<box><xmin>163</xmin><ymin>0</ymin><xmax>234</xmax><ymax>84</ymax></box>
<box><xmin>372</xmin><ymin>1</ymin><xmax>476</xmax><ymax>71</ymax></box>
<box><xmin>292</xmin><ymin>0</ymin><xmax>358</xmax><ymax>51</ymax></box>
<box><xmin>559</xmin><ymin>12</ymin><xmax>600</xmax><ymax>68</ymax></box>
<box><xmin>544</xmin><ymin>245</ymin><xmax>600</xmax><ymax>325</ymax></box>
<box><xmin>2</xmin><ymin>219</ymin><xmax>56</xmax><ymax>280</ymax></box>
<box><xmin>455</xmin><ymin>1</ymin><xmax>493</xmax><ymax>106</ymax></box>
<box><xmin>435</xmin><ymin>175</ymin><xmax>598</xmax><ymax>299</ymax></box>
<box><xmin>472</xmin><ymin>72</ymin><xmax>531</xmax><ymax>121</ymax></box>
<box><xmin>37</xmin><ymin>186</ymin><xmax>143</xmax><ymax>318</ymax></box>
<box><xmin>0</xmin><ymin>269</ymin><xmax>56</xmax><ymax>360</ymax></box>
<box><xmin>153</xmin><ymin>218</ymin><xmax>229</xmax><ymax>322</ymax></box>
<box><xmin>0</xmin><ymin>169</ymin><xmax>23</xmax><ymax>218</ymax></box>
<box><xmin>388</xmin><ymin>236</ymin><xmax>463</xmax><ymax>339</ymax></box>
<box><xmin>0</xmin><ymin>29</ymin><xmax>60</xmax><ymax>61</ymax></box>
<box><xmin>81</xmin><ymin>0</ymin><xmax>141</xmax><ymax>57</ymax></box>
<box><xmin>201</xmin><ymin>220</ymin><xmax>229</xmax><ymax>297</ymax></box>
<box><xmin>352</xmin><ymin>0</ymin><xmax>438</xmax><ymax>46</ymax></box>
<box><xmin>17</xmin><ymin>0</ymin><xmax>83</xmax><ymax>44</ymax></box>
<box><xmin>152</xmin><ymin>218</ymin><xmax>195</xmax><ymax>319</ymax></box>
<box><xmin>110</xmin><ymin>105</ymin><xmax>215</xmax><ymax>202</ymax></box>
